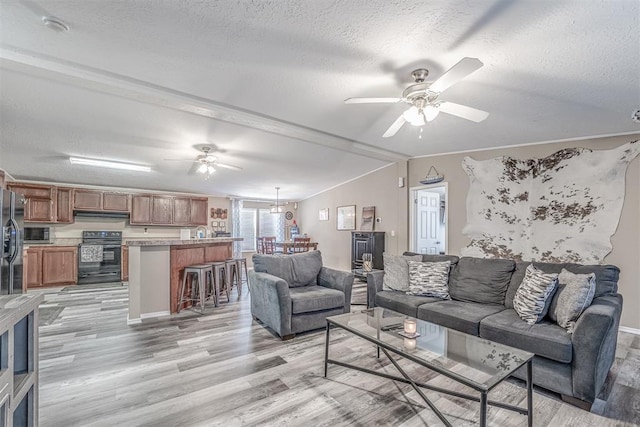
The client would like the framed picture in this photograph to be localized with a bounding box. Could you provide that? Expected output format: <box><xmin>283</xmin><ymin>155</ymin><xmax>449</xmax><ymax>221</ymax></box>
<box><xmin>210</xmin><ymin>208</ymin><xmax>228</xmax><ymax>220</ymax></box>
<box><xmin>360</xmin><ymin>206</ymin><xmax>375</xmax><ymax>231</ymax></box>
<box><xmin>318</xmin><ymin>208</ymin><xmax>329</xmax><ymax>221</ymax></box>
<box><xmin>336</xmin><ymin>205</ymin><xmax>356</xmax><ymax>230</ymax></box>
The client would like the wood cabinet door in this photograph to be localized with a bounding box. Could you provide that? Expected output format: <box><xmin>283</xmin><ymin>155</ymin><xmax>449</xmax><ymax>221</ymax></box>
<box><xmin>25</xmin><ymin>198</ymin><xmax>54</xmax><ymax>222</ymax></box>
<box><xmin>24</xmin><ymin>248</ymin><xmax>42</xmax><ymax>288</ymax></box>
<box><xmin>152</xmin><ymin>196</ymin><xmax>173</xmax><ymax>224</ymax></box>
<box><xmin>121</xmin><ymin>246</ymin><xmax>129</xmax><ymax>281</ymax></box>
<box><xmin>7</xmin><ymin>183</ymin><xmax>54</xmax><ymax>199</ymax></box>
<box><xmin>56</xmin><ymin>188</ymin><xmax>73</xmax><ymax>223</ymax></box>
<box><xmin>130</xmin><ymin>195</ymin><xmax>152</xmax><ymax>224</ymax></box>
<box><xmin>173</xmin><ymin>197</ymin><xmax>191</xmax><ymax>225</ymax></box>
<box><xmin>42</xmin><ymin>247</ymin><xmax>78</xmax><ymax>285</ymax></box>
<box><xmin>190</xmin><ymin>198</ymin><xmax>208</xmax><ymax>225</ymax></box>
<box><xmin>103</xmin><ymin>192</ymin><xmax>130</xmax><ymax>212</ymax></box>
<box><xmin>74</xmin><ymin>190</ymin><xmax>103</xmax><ymax>210</ymax></box>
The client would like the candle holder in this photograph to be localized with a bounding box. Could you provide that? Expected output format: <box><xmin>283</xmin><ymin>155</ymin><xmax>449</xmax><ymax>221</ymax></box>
<box><xmin>398</xmin><ymin>318</ymin><xmax>420</xmax><ymax>338</ymax></box>
<box><xmin>403</xmin><ymin>337</ymin><xmax>417</xmax><ymax>351</ymax></box>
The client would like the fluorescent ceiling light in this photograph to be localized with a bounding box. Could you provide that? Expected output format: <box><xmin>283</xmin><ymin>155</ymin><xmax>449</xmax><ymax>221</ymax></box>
<box><xmin>69</xmin><ymin>157</ymin><xmax>151</xmax><ymax>172</ymax></box>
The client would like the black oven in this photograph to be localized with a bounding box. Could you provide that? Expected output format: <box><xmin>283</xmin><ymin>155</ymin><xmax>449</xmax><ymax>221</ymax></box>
<box><xmin>77</xmin><ymin>231</ymin><xmax>122</xmax><ymax>285</ymax></box>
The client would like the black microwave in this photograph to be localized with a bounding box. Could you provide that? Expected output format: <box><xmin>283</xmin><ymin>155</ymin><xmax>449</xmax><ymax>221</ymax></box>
<box><xmin>23</xmin><ymin>227</ymin><xmax>52</xmax><ymax>243</ymax></box>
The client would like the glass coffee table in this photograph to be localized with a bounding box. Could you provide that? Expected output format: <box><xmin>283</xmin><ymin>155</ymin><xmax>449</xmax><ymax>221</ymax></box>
<box><xmin>324</xmin><ymin>308</ymin><xmax>533</xmax><ymax>427</ymax></box>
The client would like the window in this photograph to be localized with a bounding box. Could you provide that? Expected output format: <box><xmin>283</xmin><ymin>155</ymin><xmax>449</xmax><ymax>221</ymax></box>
<box><xmin>239</xmin><ymin>207</ymin><xmax>285</xmax><ymax>251</ymax></box>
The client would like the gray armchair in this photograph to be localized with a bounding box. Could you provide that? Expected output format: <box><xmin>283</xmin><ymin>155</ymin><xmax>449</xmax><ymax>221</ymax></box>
<box><xmin>249</xmin><ymin>251</ymin><xmax>353</xmax><ymax>340</ymax></box>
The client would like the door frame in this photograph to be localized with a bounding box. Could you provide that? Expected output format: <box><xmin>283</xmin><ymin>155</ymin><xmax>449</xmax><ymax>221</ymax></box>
<box><xmin>409</xmin><ymin>182</ymin><xmax>449</xmax><ymax>254</ymax></box>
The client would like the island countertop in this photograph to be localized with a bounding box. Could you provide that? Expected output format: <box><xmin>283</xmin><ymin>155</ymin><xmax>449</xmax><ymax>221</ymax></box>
<box><xmin>125</xmin><ymin>237</ymin><xmax>242</xmax><ymax>246</ymax></box>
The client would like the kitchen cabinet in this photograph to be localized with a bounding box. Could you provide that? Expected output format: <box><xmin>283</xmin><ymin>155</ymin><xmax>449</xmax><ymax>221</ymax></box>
<box><xmin>74</xmin><ymin>190</ymin><xmax>130</xmax><ymax>212</ymax></box>
<box><xmin>103</xmin><ymin>192</ymin><xmax>130</xmax><ymax>211</ymax></box>
<box><xmin>23</xmin><ymin>248</ymin><xmax>42</xmax><ymax>288</ymax></box>
<box><xmin>121</xmin><ymin>246</ymin><xmax>129</xmax><ymax>281</ymax></box>
<box><xmin>42</xmin><ymin>246</ymin><xmax>78</xmax><ymax>286</ymax></box>
<box><xmin>172</xmin><ymin>197</ymin><xmax>207</xmax><ymax>226</ymax></box>
<box><xmin>23</xmin><ymin>246</ymin><xmax>77</xmax><ymax>288</ymax></box>
<box><xmin>74</xmin><ymin>189</ymin><xmax>103</xmax><ymax>210</ymax></box>
<box><xmin>152</xmin><ymin>196</ymin><xmax>173</xmax><ymax>224</ymax></box>
<box><xmin>56</xmin><ymin>187</ymin><xmax>73</xmax><ymax>223</ymax></box>
<box><xmin>7</xmin><ymin>183</ymin><xmax>55</xmax><ymax>222</ymax></box>
<box><xmin>130</xmin><ymin>195</ymin><xmax>152</xmax><ymax>224</ymax></box>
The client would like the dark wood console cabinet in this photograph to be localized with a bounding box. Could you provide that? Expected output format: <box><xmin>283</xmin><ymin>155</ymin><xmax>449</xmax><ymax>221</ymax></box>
<box><xmin>351</xmin><ymin>231</ymin><xmax>385</xmax><ymax>275</ymax></box>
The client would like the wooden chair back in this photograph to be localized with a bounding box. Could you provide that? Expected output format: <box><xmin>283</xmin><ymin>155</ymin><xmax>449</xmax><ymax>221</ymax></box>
<box><xmin>262</xmin><ymin>236</ymin><xmax>276</xmax><ymax>254</ymax></box>
<box><xmin>256</xmin><ymin>237</ymin><xmax>265</xmax><ymax>254</ymax></box>
<box><xmin>292</xmin><ymin>237</ymin><xmax>311</xmax><ymax>253</ymax></box>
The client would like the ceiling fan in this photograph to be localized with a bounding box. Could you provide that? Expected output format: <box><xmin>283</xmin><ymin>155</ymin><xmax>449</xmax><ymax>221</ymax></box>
<box><xmin>164</xmin><ymin>145</ymin><xmax>242</xmax><ymax>178</ymax></box>
<box><xmin>345</xmin><ymin>57</ymin><xmax>489</xmax><ymax>138</ymax></box>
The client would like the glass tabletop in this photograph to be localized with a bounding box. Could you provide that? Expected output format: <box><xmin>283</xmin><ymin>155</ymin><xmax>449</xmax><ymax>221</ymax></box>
<box><xmin>327</xmin><ymin>307</ymin><xmax>533</xmax><ymax>390</ymax></box>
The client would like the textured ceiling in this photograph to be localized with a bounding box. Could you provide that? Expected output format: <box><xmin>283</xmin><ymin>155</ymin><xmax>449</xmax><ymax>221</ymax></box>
<box><xmin>1</xmin><ymin>0</ymin><xmax>639</xmax><ymax>200</ymax></box>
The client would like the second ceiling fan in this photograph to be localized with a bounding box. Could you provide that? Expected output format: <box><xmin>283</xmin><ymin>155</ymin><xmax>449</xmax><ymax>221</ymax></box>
<box><xmin>345</xmin><ymin>57</ymin><xmax>489</xmax><ymax>138</ymax></box>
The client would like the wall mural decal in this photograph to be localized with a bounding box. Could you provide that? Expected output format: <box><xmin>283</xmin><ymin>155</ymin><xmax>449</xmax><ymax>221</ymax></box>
<box><xmin>461</xmin><ymin>140</ymin><xmax>639</xmax><ymax>263</ymax></box>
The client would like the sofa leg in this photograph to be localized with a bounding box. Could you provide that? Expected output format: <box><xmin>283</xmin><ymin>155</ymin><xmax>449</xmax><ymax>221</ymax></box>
<box><xmin>561</xmin><ymin>394</ymin><xmax>592</xmax><ymax>411</ymax></box>
<box><xmin>281</xmin><ymin>334</ymin><xmax>295</xmax><ymax>341</ymax></box>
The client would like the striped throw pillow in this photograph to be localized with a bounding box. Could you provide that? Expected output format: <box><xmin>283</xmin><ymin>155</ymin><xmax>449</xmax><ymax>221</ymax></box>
<box><xmin>407</xmin><ymin>260</ymin><xmax>451</xmax><ymax>299</ymax></box>
<box><xmin>513</xmin><ymin>264</ymin><xmax>558</xmax><ymax>325</ymax></box>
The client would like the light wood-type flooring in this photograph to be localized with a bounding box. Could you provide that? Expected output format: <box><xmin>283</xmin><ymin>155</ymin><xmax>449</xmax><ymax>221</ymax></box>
<box><xmin>36</xmin><ymin>283</ymin><xmax>640</xmax><ymax>426</ymax></box>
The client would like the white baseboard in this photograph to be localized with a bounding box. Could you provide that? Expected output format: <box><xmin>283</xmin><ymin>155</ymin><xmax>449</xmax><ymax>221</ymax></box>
<box><xmin>619</xmin><ymin>326</ymin><xmax>640</xmax><ymax>335</ymax></box>
<box><xmin>126</xmin><ymin>316</ymin><xmax>142</xmax><ymax>325</ymax></box>
<box><xmin>140</xmin><ymin>311</ymin><xmax>170</xmax><ymax>320</ymax></box>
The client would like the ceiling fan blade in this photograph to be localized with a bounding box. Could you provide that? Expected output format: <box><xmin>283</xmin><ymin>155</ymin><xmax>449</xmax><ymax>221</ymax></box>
<box><xmin>164</xmin><ymin>158</ymin><xmax>199</xmax><ymax>163</ymax></box>
<box><xmin>215</xmin><ymin>162</ymin><xmax>242</xmax><ymax>171</ymax></box>
<box><xmin>438</xmin><ymin>101</ymin><xmax>489</xmax><ymax>122</ymax></box>
<box><xmin>382</xmin><ymin>115</ymin><xmax>407</xmax><ymax>138</ymax></box>
<box><xmin>429</xmin><ymin>57</ymin><xmax>483</xmax><ymax>93</ymax></box>
<box><xmin>344</xmin><ymin>97</ymin><xmax>401</xmax><ymax>104</ymax></box>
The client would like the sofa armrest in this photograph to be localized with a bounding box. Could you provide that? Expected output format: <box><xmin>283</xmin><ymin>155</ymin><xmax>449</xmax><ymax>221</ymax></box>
<box><xmin>366</xmin><ymin>270</ymin><xmax>384</xmax><ymax>308</ymax></box>
<box><xmin>571</xmin><ymin>294</ymin><xmax>623</xmax><ymax>402</ymax></box>
<box><xmin>248</xmin><ymin>270</ymin><xmax>292</xmax><ymax>337</ymax></box>
<box><xmin>319</xmin><ymin>267</ymin><xmax>354</xmax><ymax>313</ymax></box>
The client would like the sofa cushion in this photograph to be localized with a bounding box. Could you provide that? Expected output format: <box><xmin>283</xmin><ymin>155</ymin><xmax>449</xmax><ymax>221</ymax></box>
<box><xmin>479</xmin><ymin>309</ymin><xmax>573</xmax><ymax>363</ymax></box>
<box><xmin>253</xmin><ymin>251</ymin><xmax>322</xmax><ymax>287</ymax></box>
<box><xmin>505</xmin><ymin>261</ymin><xmax>620</xmax><ymax>308</ymax></box>
<box><xmin>382</xmin><ymin>253</ymin><xmax>423</xmax><ymax>291</ymax></box>
<box><xmin>407</xmin><ymin>260</ymin><xmax>451</xmax><ymax>299</ymax></box>
<box><xmin>549</xmin><ymin>269</ymin><xmax>596</xmax><ymax>333</ymax></box>
<box><xmin>449</xmin><ymin>257</ymin><xmax>515</xmax><ymax>305</ymax></box>
<box><xmin>289</xmin><ymin>285</ymin><xmax>344</xmax><ymax>314</ymax></box>
<box><xmin>375</xmin><ymin>290</ymin><xmax>441</xmax><ymax>317</ymax></box>
<box><xmin>417</xmin><ymin>301</ymin><xmax>505</xmax><ymax>336</ymax></box>
<box><xmin>403</xmin><ymin>252</ymin><xmax>460</xmax><ymax>266</ymax></box>
<box><xmin>512</xmin><ymin>264</ymin><xmax>559</xmax><ymax>325</ymax></box>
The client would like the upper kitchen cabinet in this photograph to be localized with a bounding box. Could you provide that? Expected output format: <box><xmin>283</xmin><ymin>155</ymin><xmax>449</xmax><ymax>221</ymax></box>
<box><xmin>190</xmin><ymin>198</ymin><xmax>208</xmax><ymax>225</ymax></box>
<box><xmin>131</xmin><ymin>195</ymin><xmax>207</xmax><ymax>226</ymax></box>
<box><xmin>7</xmin><ymin>183</ymin><xmax>55</xmax><ymax>222</ymax></box>
<box><xmin>74</xmin><ymin>189</ymin><xmax>130</xmax><ymax>212</ymax></box>
<box><xmin>173</xmin><ymin>197</ymin><xmax>191</xmax><ymax>225</ymax></box>
<box><xmin>130</xmin><ymin>194</ymin><xmax>152</xmax><ymax>224</ymax></box>
<box><xmin>151</xmin><ymin>196</ymin><xmax>173</xmax><ymax>224</ymax></box>
<box><xmin>56</xmin><ymin>187</ymin><xmax>73</xmax><ymax>223</ymax></box>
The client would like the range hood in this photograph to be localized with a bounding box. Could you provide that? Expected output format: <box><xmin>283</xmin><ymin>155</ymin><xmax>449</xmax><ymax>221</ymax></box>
<box><xmin>74</xmin><ymin>211</ymin><xmax>130</xmax><ymax>219</ymax></box>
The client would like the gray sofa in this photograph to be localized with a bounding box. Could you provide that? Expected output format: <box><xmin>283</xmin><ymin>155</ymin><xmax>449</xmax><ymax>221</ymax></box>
<box><xmin>249</xmin><ymin>251</ymin><xmax>353</xmax><ymax>340</ymax></box>
<box><xmin>367</xmin><ymin>253</ymin><xmax>622</xmax><ymax>410</ymax></box>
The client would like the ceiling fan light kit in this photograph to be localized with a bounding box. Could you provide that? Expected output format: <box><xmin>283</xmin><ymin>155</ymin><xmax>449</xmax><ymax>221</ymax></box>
<box><xmin>345</xmin><ymin>57</ymin><xmax>489</xmax><ymax>138</ymax></box>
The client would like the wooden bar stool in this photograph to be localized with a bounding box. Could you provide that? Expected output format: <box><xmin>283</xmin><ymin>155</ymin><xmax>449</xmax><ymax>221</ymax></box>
<box><xmin>211</xmin><ymin>262</ymin><xmax>229</xmax><ymax>303</ymax></box>
<box><xmin>178</xmin><ymin>264</ymin><xmax>215</xmax><ymax>313</ymax></box>
<box><xmin>234</xmin><ymin>258</ymin><xmax>249</xmax><ymax>295</ymax></box>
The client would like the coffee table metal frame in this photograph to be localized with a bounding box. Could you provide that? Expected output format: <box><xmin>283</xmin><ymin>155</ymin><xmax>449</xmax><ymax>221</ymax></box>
<box><xmin>324</xmin><ymin>310</ymin><xmax>533</xmax><ymax>427</ymax></box>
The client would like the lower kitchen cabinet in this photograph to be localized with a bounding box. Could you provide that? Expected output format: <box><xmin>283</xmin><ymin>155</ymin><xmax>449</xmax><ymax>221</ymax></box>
<box><xmin>121</xmin><ymin>246</ymin><xmax>129</xmax><ymax>281</ymax></box>
<box><xmin>24</xmin><ymin>246</ymin><xmax>78</xmax><ymax>288</ymax></box>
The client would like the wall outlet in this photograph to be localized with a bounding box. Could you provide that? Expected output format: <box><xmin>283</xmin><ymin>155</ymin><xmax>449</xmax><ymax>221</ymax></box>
<box><xmin>398</xmin><ymin>177</ymin><xmax>405</xmax><ymax>188</ymax></box>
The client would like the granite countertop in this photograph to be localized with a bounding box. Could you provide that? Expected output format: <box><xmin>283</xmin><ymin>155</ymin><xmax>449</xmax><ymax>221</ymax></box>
<box><xmin>0</xmin><ymin>293</ymin><xmax>44</xmax><ymax>330</ymax></box>
<box><xmin>125</xmin><ymin>237</ymin><xmax>242</xmax><ymax>246</ymax></box>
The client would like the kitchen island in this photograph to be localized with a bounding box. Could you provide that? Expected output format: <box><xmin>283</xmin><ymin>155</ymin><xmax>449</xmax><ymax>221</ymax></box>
<box><xmin>125</xmin><ymin>237</ymin><xmax>242</xmax><ymax>324</ymax></box>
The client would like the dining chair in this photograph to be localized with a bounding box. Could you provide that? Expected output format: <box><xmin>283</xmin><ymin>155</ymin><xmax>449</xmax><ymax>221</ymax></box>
<box><xmin>262</xmin><ymin>236</ymin><xmax>277</xmax><ymax>254</ymax></box>
<box><xmin>256</xmin><ymin>237</ymin><xmax>265</xmax><ymax>254</ymax></box>
<box><xmin>291</xmin><ymin>237</ymin><xmax>311</xmax><ymax>254</ymax></box>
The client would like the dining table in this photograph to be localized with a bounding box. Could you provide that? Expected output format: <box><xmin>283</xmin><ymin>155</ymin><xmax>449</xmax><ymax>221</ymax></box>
<box><xmin>275</xmin><ymin>241</ymin><xmax>319</xmax><ymax>253</ymax></box>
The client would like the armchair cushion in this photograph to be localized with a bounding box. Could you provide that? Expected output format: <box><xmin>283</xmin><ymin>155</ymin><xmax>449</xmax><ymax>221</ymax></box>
<box><xmin>289</xmin><ymin>286</ymin><xmax>345</xmax><ymax>314</ymax></box>
<box><xmin>253</xmin><ymin>251</ymin><xmax>323</xmax><ymax>287</ymax></box>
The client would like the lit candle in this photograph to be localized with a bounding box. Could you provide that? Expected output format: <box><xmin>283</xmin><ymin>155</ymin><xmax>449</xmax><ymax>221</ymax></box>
<box><xmin>404</xmin><ymin>319</ymin><xmax>417</xmax><ymax>335</ymax></box>
<box><xmin>404</xmin><ymin>338</ymin><xmax>417</xmax><ymax>351</ymax></box>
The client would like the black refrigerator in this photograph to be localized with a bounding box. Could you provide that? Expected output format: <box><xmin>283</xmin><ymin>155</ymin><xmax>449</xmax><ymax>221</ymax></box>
<box><xmin>1</xmin><ymin>188</ymin><xmax>24</xmax><ymax>294</ymax></box>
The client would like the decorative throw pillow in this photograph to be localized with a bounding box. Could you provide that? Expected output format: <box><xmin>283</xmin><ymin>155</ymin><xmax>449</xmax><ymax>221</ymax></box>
<box><xmin>513</xmin><ymin>264</ymin><xmax>558</xmax><ymax>325</ymax></box>
<box><xmin>382</xmin><ymin>253</ymin><xmax>422</xmax><ymax>291</ymax></box>
<box><xmin>549</xmin><ymin>269</ymin><xmax>596</xmax><ymax>333</ymax></box>
<box><xmin>406</xmin><ymin>260</ymin><xmax>451</xmax><ymax>299</ymax></box>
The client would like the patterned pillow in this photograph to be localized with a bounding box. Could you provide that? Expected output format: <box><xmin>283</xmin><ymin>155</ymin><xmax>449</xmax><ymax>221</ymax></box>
<box><xmin>513</xmin><ymin>264</ymin><xmax>558</xmax><ymax>325</ymax></box>
<box><xmin>382</xmin><ymin>253</ymin><xmax>423</xmax><ymax>291</ymax></box>
<box><xmin>406</xmin><ymin>260</ymin><xmax>451</xmax><ymax>299</ymax></box>
<box><xmin>549</xmin><ymin>269</ymin><xmax>596</xmax><ymax>333</ymax></box>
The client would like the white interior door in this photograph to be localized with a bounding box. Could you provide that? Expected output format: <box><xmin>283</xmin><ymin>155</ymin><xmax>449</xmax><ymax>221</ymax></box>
<box><xmin>411</xmin><ymin>184</ymin><xmax>447</xmax><ymax>255</ymax></box>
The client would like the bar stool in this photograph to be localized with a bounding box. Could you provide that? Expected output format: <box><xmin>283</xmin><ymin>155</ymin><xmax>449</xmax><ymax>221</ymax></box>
<box><xmin>211</xmin><ymin>262</ymin><xmax>229</xmax><ymax>303</ymax></box>
<box><xmin>234</xmin><ymin>258</ymin><xmax>249</xmax><ymax>295</ymax></box>
<box><xmin>178</xmin><ymin>264</ymin><xmax>215</xmax><ymax>313</ymax></box>
<box><xmin>225</xmin><ymin>259</ymin><xmax>238</xmax><ymax>297</ymax></box>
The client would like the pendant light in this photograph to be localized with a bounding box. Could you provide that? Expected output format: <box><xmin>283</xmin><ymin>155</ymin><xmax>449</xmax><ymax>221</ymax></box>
<box><xmin>270</xmin><ymin>187</ymin><xmax>285</xmax><ymax>214</ymax></box>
